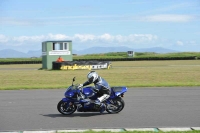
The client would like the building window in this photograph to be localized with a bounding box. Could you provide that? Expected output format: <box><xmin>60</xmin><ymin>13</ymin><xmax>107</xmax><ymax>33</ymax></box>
<box><xmin>53</xmin><ymin>43</ymin><xmax>60</xmax><ymax>50</ymax></box>
<box><xmin>128</xmin><ymin>51</ymin><xmax>133</xmax><ymax>54</ymax></box>
<box><xmin>127</xmin><ymin>51</ymin><xmax>134</xmax><ymax>57</ymax></box>
<box><xmin>53</xmin><ymin>42</ymin><xmax>69</xmax><ymax>51</ymax></box>
<box><xmin>64</xmin><ymin>42</ymin><xmax>68</xmax><ymax>50</ymax></box>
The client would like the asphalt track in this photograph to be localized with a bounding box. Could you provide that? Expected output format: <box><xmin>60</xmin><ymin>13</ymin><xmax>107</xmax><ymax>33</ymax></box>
<box><xmin>0</xmin><ymin>87</ymin><xmax>200</xmax><ymax>132</ymax></box>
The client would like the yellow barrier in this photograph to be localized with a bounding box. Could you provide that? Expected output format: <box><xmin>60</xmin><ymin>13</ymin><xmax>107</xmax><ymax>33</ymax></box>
<box><xmin>107</xmin><ymin>64</ymin><xmax>112</xmax><ymax>69</ymax></box>
<box><xmin>60</xmin><ymin>64</ymin><xmax>111</xmax><ymax>70</ymax></box>
<box><xmin>60</xmin><ymin>64</ymin><xmax>92</xmax><ymax>70</ymax></box>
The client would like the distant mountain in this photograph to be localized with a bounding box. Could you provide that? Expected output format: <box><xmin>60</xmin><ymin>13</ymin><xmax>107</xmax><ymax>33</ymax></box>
<box><xmin>74</xmin><ymin>46</ymin><xmax>132</xmax><ymax>55</ymax></box>
<box><xmin>73</xmin><ymin>46</ymin><xmax>178</xmax><ymax>55</ymax></box>
<box><xmin>0</xmin><ymin>49</ymin><xmax>27</xmax><ymax>58</ymax></box>
<box><xmin>0</xmin><ymin>47</ymin><xmax>178</xmax><ymax>58</ymax></box>
<box><xmin>72</xmin><ymin>49</ymin><xmax>79</xmax><ymax>55</ymax></box>
<box><xmin>27</xmin><ymin>50</ymin><xmax>41</xmax><ymax>57</ymax></box>
<box><xmin>135</xmin><ymin>47</ymin><xmax>178</xmax><ymax>53</ymax></box>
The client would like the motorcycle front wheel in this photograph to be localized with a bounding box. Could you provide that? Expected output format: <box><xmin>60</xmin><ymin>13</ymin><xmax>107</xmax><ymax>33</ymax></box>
<box><xmin>106</xmin><ymin>97</ymin><xmax>125</xmax><ymax>114</ymax></box>
<box><xmin>57</xmin><ymin>100</ymin><xmax>77</xmax><ymax>115</ymax></box>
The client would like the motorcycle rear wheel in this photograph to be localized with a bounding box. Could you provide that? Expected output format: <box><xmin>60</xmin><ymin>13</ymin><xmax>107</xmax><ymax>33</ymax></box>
<box><xmin>106</xmin><ymin>97</ymin><xmax>125</xmax><ymax>114</ymax></box>
<box><xmin>57</xmin><ymin>100</ymin><xmax>77</xmax><ymax>115</ymax></box>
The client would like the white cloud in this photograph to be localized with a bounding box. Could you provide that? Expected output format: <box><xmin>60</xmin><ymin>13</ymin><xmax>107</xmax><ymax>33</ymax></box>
<box><xmin>16</xmin><ymin>33</ymin><xmax>157</xmax><ymax>44</ymax></box>
<box><xmin>73</xmin><ymin>34</ymin><xmax>96</xmax><ymax>42</ymax></box>
<box><xmin>176</xmin><ymin>41</ymin><xmax>184</xmax><ymax>46</ymax></box>
<box><xmin>0</xmin><ymin>34</ymin><xmax>9</xmax><ymax>43</ymax></box>
<box><xmin>0</xmin><ymin>33</ymin><xmax>199</xmax><ymax>52</ymax></box>
<box><xmin>0</xmin><ymin>14</ymin><xmax>196</xmax><ymax>27</ymax></box>
<box><xmin>99</xmin><ymin>33</ymin><xmax>113</xmax><ymax>40</ymax></box>
<box><xmin>0</xmin><ymin>33</ymin><xmax>158</xmax><ymax>50</ymax></box>
<box><xmin>10</xmin><ymin>34</ymin><xmax>70</xmax><ymax>43</ymax></box>
<box><xmin>48</xmin><ymin>33</ymin><xmax>70</xmax><ymax>40</ymax></box>
<box><xmin>0</xmin><ymin>18</ymin><xmax>33</xmax><ymax>26</ymax></box>
<box><xmin>185</xmin><ymin>41</ymin><xmax>197</xmax><ymax>46</ymax></box>
<box><xmin>142</xmin><ymin>14</ymin><xmax>194</xmax><ymax>22</ymax></box>
<box><xmin>139</xmin><ymin>2</ymin><xmax>196</xmax><ymax>15</ymax></box>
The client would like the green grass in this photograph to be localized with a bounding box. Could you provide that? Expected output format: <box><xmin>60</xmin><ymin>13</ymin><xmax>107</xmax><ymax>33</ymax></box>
<box><xmin>134</xmin><ymin>52</ymin><xmax>200</xmax><ymax>58</ymax></box>
<box><xmin>0</xmin><ymin>60</ymin><xmax>200</xmax><ymax>90</ymax></box>
<box><xmin>57</xmin><ymin>130</ymin><xmax>200</xmax><ymax>133</ymax></box>
<box><xmin>1</xmin><ymin>52</ymin><xmax>200</xmax><ymax>62</ymax></box>
<box><xmin>0</xmin><ymin>57</ymin><xmax>42</xmax><ymax>62</ymax></box>
<box><xmin>73</xmin><ymin>52</ymin><xmax>200</xmax><ymax>59</ymax></box>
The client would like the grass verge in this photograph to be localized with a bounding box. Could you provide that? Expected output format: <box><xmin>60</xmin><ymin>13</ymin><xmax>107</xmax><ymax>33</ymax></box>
<box><xmin>58</xmin><ymin>130</ymin><xmax>200</xmax><ymax>133</ymax></box>
<box><xmin>0</xmin><ymin>60</ymin><xmax>200</xmax><ymax>90</ymax></box>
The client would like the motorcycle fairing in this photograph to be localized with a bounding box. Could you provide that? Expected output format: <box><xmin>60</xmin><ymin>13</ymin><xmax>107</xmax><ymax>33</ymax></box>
<box><xmin>62</xmin><ymin>97</ymin><xmax>74</xmax><ymax>102</ymax></box>
<box><xmin>110</xmin><ymin>86</ymin><xmax>128</xmax><ymax>97</ymax></box>
<box><xmin>65</xmin><ymin>86</ymin><xmax>79</xmax><ymax>99</ymax></box>
<box><xmin>82</xmin><ymin>86</ymin><xmax>97</xmax><ymax>99</ymax></box>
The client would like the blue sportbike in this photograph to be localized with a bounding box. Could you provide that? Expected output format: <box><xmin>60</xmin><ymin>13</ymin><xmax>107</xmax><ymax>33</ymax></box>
<box><xmin>57</xmin><ymin>77</ymin><xmax>128</xmax><ymax>115</ymax></box>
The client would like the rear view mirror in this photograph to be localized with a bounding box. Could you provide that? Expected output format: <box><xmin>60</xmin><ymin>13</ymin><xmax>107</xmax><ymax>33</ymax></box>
<box><xmin>73</xmin><ymin>77</ymin><xmax>76</xmax><ymax>82</ymax></box>
<box><xmin>72</xmin><ymin>77</ymin><xmax>76</xmax><ymax>85</ymax></box>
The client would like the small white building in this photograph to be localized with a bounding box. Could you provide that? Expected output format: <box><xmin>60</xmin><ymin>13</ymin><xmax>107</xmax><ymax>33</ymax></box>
<box><xmin>127</xmin><ymin>51</ymin><xmax>134</xmax><ymax>57</ymax></box>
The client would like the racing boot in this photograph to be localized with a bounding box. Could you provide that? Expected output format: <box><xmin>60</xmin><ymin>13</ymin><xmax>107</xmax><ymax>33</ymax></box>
<box><xmin>99</xmin><ymin>103</ymin><xmax>106</xmax><ymax>114</ymax></box>
<box><xmin>94</xmin><ymin>99</ymin><xmax>101</xmax><ymax>106</ymax></box>
<box><xmin>95</xmin><ymin>99</ymin><xmax>105</xmax><ymax>113</ymax></box>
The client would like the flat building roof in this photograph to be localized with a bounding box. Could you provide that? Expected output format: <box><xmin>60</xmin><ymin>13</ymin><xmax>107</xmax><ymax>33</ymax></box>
<box><xmin>42</xmin><ymin>40</ymin><xmax>72</xmax><ymax>43</ymax></box>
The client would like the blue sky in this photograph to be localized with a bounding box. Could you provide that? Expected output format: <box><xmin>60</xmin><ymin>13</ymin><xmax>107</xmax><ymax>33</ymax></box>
<box><xmin>0</xmin><ymin>0</ymin><xmax>200</xmax><ymax>52</ymax></box>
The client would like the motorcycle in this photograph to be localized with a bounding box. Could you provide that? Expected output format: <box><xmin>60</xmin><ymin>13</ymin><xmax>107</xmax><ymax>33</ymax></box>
<box><xmin>57</xmin><ymin>77</ymin><xmax>128</xmax><ymax>115</ymax></box>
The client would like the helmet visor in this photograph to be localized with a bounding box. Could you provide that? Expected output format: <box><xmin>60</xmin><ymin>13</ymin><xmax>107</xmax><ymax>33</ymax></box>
<box><xmin>88</xmin><ymin>77</ymin><xmax>94</xmax><ymax>83</ymax></box>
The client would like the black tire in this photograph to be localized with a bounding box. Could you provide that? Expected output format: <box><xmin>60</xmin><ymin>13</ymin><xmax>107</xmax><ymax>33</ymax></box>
<box><xmin>57</xmin><ymin>100</ymin><xmax>77</xmax><ymax>115</ymax></box>
<box><xmin>106</xmin><ymin>97</ymin><xmax>125</xmax><ymax>114</ymax></box>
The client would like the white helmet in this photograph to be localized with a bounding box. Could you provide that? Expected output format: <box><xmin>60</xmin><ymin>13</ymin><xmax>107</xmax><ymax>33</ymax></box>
<box><xmin>87</xmin><ymin>71</ymin><xmax>98</xmax><ymax>83</ymax></box>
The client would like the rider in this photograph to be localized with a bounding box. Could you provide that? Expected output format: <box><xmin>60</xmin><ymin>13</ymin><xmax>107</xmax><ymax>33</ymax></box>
<box><xmin>78</xmin><ymin>71</ymin><xmax>111</xmax><ymax>113</ymax></box>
